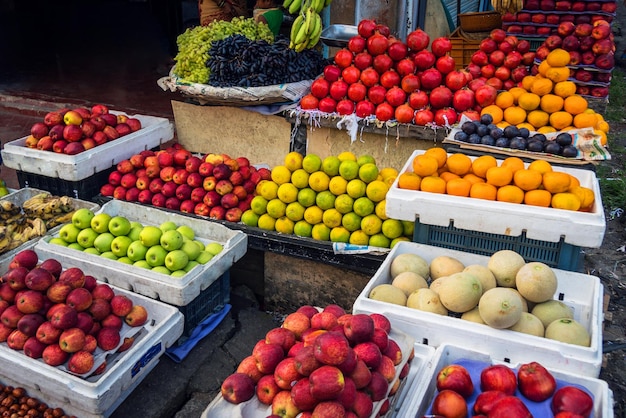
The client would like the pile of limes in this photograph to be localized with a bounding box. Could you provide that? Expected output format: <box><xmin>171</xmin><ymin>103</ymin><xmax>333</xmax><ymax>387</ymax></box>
<box><xmin>240</xmin><ymin>151</ymin><xmax>414</xmax><ymax>248</ymax></box>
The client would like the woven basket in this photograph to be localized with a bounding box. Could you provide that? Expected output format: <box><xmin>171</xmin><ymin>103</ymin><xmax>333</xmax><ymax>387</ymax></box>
<box><xmin>459</xmin><ymin>11</ymin><xmax>502</xmax><ymax>32</ymax></box>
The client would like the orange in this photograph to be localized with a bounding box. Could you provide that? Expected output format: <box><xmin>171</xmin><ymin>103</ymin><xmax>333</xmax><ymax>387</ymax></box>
<box><xmin>517</xmin><ymin>122</ymin><xmax>535</xmax><ymax>131</ymax></box>
<box><xmin>497</xmin><ymin>185</ymin><xmax>525</xmax><ymax>204</ymax></box>
<box><xmin>549</xmin><ymin>111</ymin><xmax>573</xmax><ymax>131</ymax></box>
<box><xmin>485</xmin><ymin>166</ymin><xmax>513</xmax><ymax>187</ymax></box>
<box><xmin>508</xmin><ymin>87</ymin><xmax>526</xmax><ymax>104</ymax></box>
<box><xmin>503</xmin><ymin>106</ymin><xmax>527</xmax><ymax>126</ymax></box>
<box><xmin>524</xmin><ymin>189</ymin><xmax>552</xmax><ymax>207</ymax></box>
<box><xmin>542</xmin><ymin>171</ymin><xmax>571</xmax><ymax>194</ymax></box>
<box><xmin>419</xmin><ymin>176</ymin><xmax>446</xmax><ymax>194</ymax></box>
<box><xmin>463</xmin><ymin>173</ymin><xmax>485</xmax><ymax>184</ymax></box>
<box><xmin>446</xmin><ymin>153</ymin><xmax>473</xmax><ymax>176</ymax></box>
<box><xmin>551</xmin><ymin>192</ymin><xmax>581</xmax><ymax>211</ymax></box>
<box><xmin>530</xmin><ymin>77</ymin><xmax>553</xmax><ymax>96</ymax></box>
<box><xmin>570</xmin><ymin>186</ymin><xmax>595</xmax><ymax>210</ymax></box>
<box><xmin>573</xmin><ymin>112</ymin><xmax>598</xmax><ymax>129</ymax></box>
<box><xmin>545</xmin><ymin>66</ymin><xmax>571</xmax><ymax>83</ymax></box>
<box><xmin>446</xmin><ymin>178</ymin><xmax>472</xmax><ymax>197</ymax></box>
<box><xmin>528</xmin><ymin>159</ymin><xmax>553</xmax><ymax>175</ymax></box>
<box><xmin>501</xmin><ymin>157</ymin><xmax>525</xmax><ymax>173</ymax></box>
<box><xmin>553</xmin><ymin>81</ymin><xmax>577</xmax><ymax>98</ymax></box>
<box><xmin>540</xmin><ymin>94</ymin><xmax>564</xmax><ymax>113</ymax></box>
<box><xmin>495</xmin><ymin>91</ymin><xmax>515</xmax><ymax>109</ymax></box>
<box><xmin>521</xmin><ymin>75</ymin><xmax>536</xmax><ymax>91</ymax></box>
<box><xmin>595</xmin><ymin>129</ymin><xmax>607</xmax><ymax>146</ymax></box>
<box><xmin>518</xmin><ymin>92</ymin><xmax>541</xmax><ymax>112</ymax></box>
<box><xmin>469</xmin><ymin>182</ymin><xmax>497</xmax><ymax>201</ymax></box>
<box><xmin>412</xmin><ymin>155</ymin><xmax>439</xmax><ymax>177</ymax></box>
<box><xmin>424</xmin><ymin>147</ymin><xmax>448</xmax><ymax>168</ymax></box>
<box><xmin>397</xmin><ymin>172</ymin><xmax>421</xmax><ymax>190</ymax></box>
<box><xmin>537</xmin><ymin>126</ymin><xmax>557</xmax><ymax>134</ymax></box>
<box><xmin>481</xmin><ymin>105</ymin><xmax>504</xmax><ymax>124</ymax></box>
<box><xmin>567</xmin><ymin>175</ymin><xmax>581</xmax><ymax>191</ymax></box>
<box><xmin>471</xmin><ymin>155</ymin><xmax>498</xmax><ymax>179</ymax></box>
<box><xmin>526</xmin><ymin>110</ymin><xmax>550</xmax><ymax>129</ymax></box>
<box><xmin>596</xmin><ymin>120</ymin><xmax>609</xmax><ymax>133</ymax></box>
<box><xmin>537</xmin><ymin>60</ymin><xmax>551</xmax><ymax>77</ymax></box>
<box><xmin>513</xmin><ymin>168</ymin><xmax>543</xmax><ymax>191</ymax></box>
<box><xmin>439</xmin><ymin>171</ymin><xmax>460</xmax><ymax>182</ymax></box>
<box><xmin>546</xmin><ymin>48</ymin><xmax>571</xmax><ymax>67</ymax></box>
<box><xmin>563</xmin><ymin>95</ymin><xmax>588</xmax><ymax>115</ymax></box>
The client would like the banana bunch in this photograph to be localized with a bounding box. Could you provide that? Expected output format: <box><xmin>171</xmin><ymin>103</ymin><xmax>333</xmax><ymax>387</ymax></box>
<box><xmin>0</xmin><ymin>200</ymin><xmax>23</xmax><ymax>224</ymax></box>
<box><xmin>284</xmin><ymin>0</ymin><xmax>329</xmax><ymax>15</ymax></box>
<box><xmin>289</xmin><ymin>6</ymin><xmax>323</xmax><ymax>51</ymax></box>
<box><xmin>491</xmin><ymin>0</ymin><xmax>523</xmax><ymax>14</ymax></box>
<box><xmin>0</xmin><ymin>218</ymin><xmax>47</xmax><ymax>253</ymax></box>
<box><xmin>22</xmin><ymin>193</ymin><xmax>74</xmax><ymax>220</ymax></box>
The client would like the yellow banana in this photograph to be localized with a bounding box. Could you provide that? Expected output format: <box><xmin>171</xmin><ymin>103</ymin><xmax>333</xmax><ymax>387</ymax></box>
<box><xmin>295</xmin><ymin>40</ymin><xmax>308</xmax><ymax>52</ymax></box>
<box><xmin>307</xmin><ymin>23</ymin><xmax>322</xmax><ymax>48</ymax></box>
<box><xmin>308</xmin><ymin>13</ymin><xmax>322</xmax><ymax>41</ymax></box>
<box><xmin>290</xmin><ymin>14</ymin><xmax>304</xmax><ymax>43</ymax></box>
<box><xmin>283</xmin><ymin>0</ymin><xmax>293</xmax><ymax>9</ymax></box>
<box><xmin>288</xmin><ymin>0</ymin><xmax>302</xmax><ymax>15</ymax></box>
<box><xmin>312</xmin><ymin>0</ymin><xmax>323</xmax><ymax>13</ymax></box>
<box><xmin>0</xmin><ymin>236</ymin><xmax>11</xmax><ymax>254</ymax></box>
<box><xmin>306</xmin><ymin>9</ymin><xmax>317</xmax><ymax>36</ymax></box>
<box><xmin>294</xmin><ymin>15</ymin><xmax>309</xmax><ymax>45</ymax></box>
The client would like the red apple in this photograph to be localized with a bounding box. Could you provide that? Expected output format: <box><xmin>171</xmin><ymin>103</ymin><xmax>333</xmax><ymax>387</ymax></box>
<box><xmin>309</xmin><ymin>365</ymin><xmax>345</xmax><ymax>401</ymax></box>
<box><xmin>480</xmin><ymin>364</ymin><xmax>517</xmax><ymax>395</ymax></box>
<box><xmin>436</xmin><ymin>364</ymin><xmax>475</xmax><ymax>398</ymax></box>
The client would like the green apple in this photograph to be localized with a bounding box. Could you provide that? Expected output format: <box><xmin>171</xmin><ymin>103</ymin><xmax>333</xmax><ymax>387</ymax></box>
<box><xmin>160</xmin><ymin>230</ymin><xmax>184</xmax><ymax>251</ymax></box>
<box><xmin>108</xmin><ymin>216</ymin><xmax>132</xmax><ymax>237</ymax></box>
<box><xmin>152</xmin><ymin>265</ymin><xmax>172</xmax><ymax>275</ymax></box>
<box><xmin>76</xmin><ymin>227</ymin><xmax>99</xmax><ymax>248</ymax></box>
<box><xmin>193</xmin><ymin>240</ymin><xmax>206</xmax><ymax>251</ymax></box>
<box><xmin>133</xmin><ymin>260</ymin><xmax>151</xmax><ymax>269</ymax></box>
<box><xmin>145</xmin><ymin>245</ymin><xmax>168</xmax><ymax>267</ymax></box>
<box><xmin>93</xmin><ymin>232</ymin><xmax>116</xmax><ymax>253</ymax></box>
<box><xmin>183</xmin><ymin>260</ymin><xmax>200</xmax><ymax>272</ymax></box>
<box><xmin>58</xmin><ymin>224</ymin><xmax>81</xmax><ymax>243</ymax></box>
<box><xmin>195</xmin><ymin>251</ymin><xmax>214</xmax><ymax>264</ymax></box>
<box><xmin>72</xmin><ymin>208</ymin><xmax>95</xmax><ymax>230</ymax></box>
<box><xmin>48</xmin><ymin>237</ymin><xmax>69</xmax><ymax>247</ymax></box>
<box><xmin>127</xmin><ymin>240</ymin><xmax>149</xmax><ymax>262</ymax></box>
<box><xmin>83</xmin><ymin>247</ymin><xmax>101</xmax><ymax>255</ymax></box>
<box><xmin>176</xmin><ymin>225</ymin><xmax>195</xmax><ymax>240</ymax></box>
<box><xmin>164</xmin><ymin>249</ymin><xmax>189</xmax><ymax>272</ymax></box>
<box><xmin>91</xmin><ymin>213</ymin><xmax>112</xmax><ymax>234</ymax></box>
<box><xmin>139</xmin><ymin>225</ymin><xmax>163</xmax><ymax>247</ymax></box>
<box><xmin>117</xmin><ymin>256</ymin><xmax>134</xmax><ymax>264</ymax></box>
<box><xmin>205</xmin><ymin>242</ymin><xmax>224</xmax><ymax>256</ymax></box>
<box><xmin>68</xmin><ymin>242</ymin><xmax>84</xmax><ymax>251</ymax></box>
<box><xmin>180</xmin><ymin>240</ymin><xmax>202</xmax><ymax>261</ymax></box>
<box><xmin>170</xmin><ymin>270</ymin><xmax>187</xmax><ymax>278</ymax></box>
<box><xmin>101</xmin><ymin>251</ymin><xmax>118</xmax><ymax>260</ymax></box>
<box><xmin>159</xmin><ymin>221</ymin><xmax>178</xmax><ymax>232</ymax></box>
<box><xmin>110</xmin><ymin>235</ymin><xmax>133</xmax><ymax>258</ymax></box>
<box><xmin>128</xmin><ymin>222</ymin><xmax>144</xmax><ymax>242</ymax></box>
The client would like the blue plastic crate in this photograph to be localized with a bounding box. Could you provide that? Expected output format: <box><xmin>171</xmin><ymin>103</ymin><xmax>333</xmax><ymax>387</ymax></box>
<box><xmin>413</xmin><ymin>220</ymin><xmax>583</xmax><ymax>272</ymax></box>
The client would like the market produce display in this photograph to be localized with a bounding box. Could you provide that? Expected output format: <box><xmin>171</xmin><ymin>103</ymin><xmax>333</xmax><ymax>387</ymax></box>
<box><xmin>0</xmin><ymin>383</ymin><xmax>73</xmax><ymax>418</ymax></box>
<box><xmin>24</xmin><ymin>104</ymin><xmax>142</xmax><ymax>155</ymax></box>
<box><xmin>368</xmin><ymin>248</ymin><xmax>592</xmax><ymax>347</ymax></box>
<box><xmin>0</xmin><ymin>249</ymin><xmax>148</xmax><ymax>377</ymax></box>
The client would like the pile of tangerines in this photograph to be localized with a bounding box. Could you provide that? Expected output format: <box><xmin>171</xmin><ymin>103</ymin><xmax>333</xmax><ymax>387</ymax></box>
<box><xmin>397</xmin><ymin>147</ymin><xmax>595</xmax><ymax>212</ymax></box>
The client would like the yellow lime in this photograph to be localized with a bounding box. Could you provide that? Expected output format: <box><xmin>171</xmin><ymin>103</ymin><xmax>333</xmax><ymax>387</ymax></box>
<box><xmin>330</xmin><ymin>226</ymin><xmax>351</xmax><ymax>243</ymax></box>
<box><xmin>271</xmin><ymin>165</ymin><xmax>292</xmax><ymax>185</ymax></box>
<box><xmin>302</xmin><ymin>154</ymin><xmax>322</xmax><ymax>173</ymax></box>
<box><xmin>241</xmin><ymin>210</ymin><xmax>259</xmax><ymax>227</ymax></box>
<box><xmin>259</xmin><ymin>180</ymin><xmax>279</xmax><ymax>200</ymax></box>
<box><xmin>375</xmin><ymin>200</ymin><xmax>389</xmax><ymax>220</ymax></box>
<box><xmin>308</xmin><ymin>171</ymin><xmax>331</xmax><ymax>192</ymax></box>
<box><xmin>357</xmin><ymin>154</ymin><xmax>376</xmax><ymax>167</ymax></box>
<box><xmin>277</xmin><ymin>183</ymin><xmax>299</xmax><ymax>204</ymax></box>
<box><xmin>384</xmin><ymin>175</ymin><xmax>397</xmax><ymax>187</ymax></box>
<box><xmin>358</xmin><ymin>163</ymin><xmax>380</xmax><ymax>183</ymax></box>
<box><xmin>322</xmin><ymin>156</ymin><xmax>342</xmax><ymax>176</ymax></box>
<box><xmin>338</xmin><ymin>151</ymin><xmax>357</xmax><ymax>162</ymax></box>
<box><xmin>284</xmin><ymin>151</ymin><xmax>304</xmax><ymax>172</ymax></box>
<box><xmin>402</xmin><ymin>220</ymin><xmax>415</xmax><ymax>237</ymax></box>
<box><xmin>353</xmin><ymin>197</ymin><xmax>375</xmax><ymax>217</ymax></box>
<box><xmin>341</xmin><ymin>212</ymin><xmax>362</xmax><ymax>232</ymax></box>
<box><xmin>379</xmin><ymin>167</ymin><xmax>399</xmax><ymax>182</ymax></box>
<box><xmin>339</xmin><ymin>160</ymin><xmax>360</xmax><ymax>181</ymax></box>
<box><xmin>285</xmin><ymin>202</ymin><xmax>306</xmax><ymax>222</ymax></box>
<box><xmin>255</xmin><ymin>179</ymin><xmax>268</xmax><ymax>196</ymax></box>
<box><xmin>334</xmin><ymin>194</ymin><xmax>354</xmax><ymax>214</ymax></box>
<box><xmin>329</xmin><ymin>176</ymin><xmax>348</xmax><ymax>195</ymax></box>
<box><xmin>266</xmin><ymin>198</ymin><xmax>286</xmax><ymax>219</ymax></box>
<box><xmin>366</xmin><ymin>180</ymin><xmax>389</xmax><ymax>203</ymax></box>
<box><xmin>315</xmin><ymin>190</ymin><xmax>336</xmax><ymax>210</ymax></box>
<box><xmin>390</xmin><ymin>236</ymin><xmax>411</xmax><ymax>248</ymax></box>
<box><xmin>311</xmin><ymin>223</ymin><xmax>331</xmax><ymax>241</ymax></box>
<box><xmin>361</xmin><ymin>214</ymin><xmax>383</xmax><ymax>235</ymax></box>
<box><xmin>382</xmin><ymin>219</ymin><xmax>404</xmax><ymax>239</ymax></box>
<box><xmin>297</xmin><ymin>188</ymin><xmax>317</xmax><ymax>207</ymax></box>
<box><xmin>275</xmin><ymin>216</ymin><xmax>295</xmax><ymax>234</ymax></box>
<box><xmin>293</xmin><ymin>220</ymin><xmax>313</xmax><ymax>237</ymax></box>
<box><xmin>369</xmin><ymin>233</ymin><xmax>391</xmax><ymax>248</ymax></box>
<box><xmin>250</xmin><ymin>195</ymin><xmax>268</xmax><ymax>215</ymax></box>
<box><xmin>349</xmin><ymin>230</ymin><xmax>370</xmax><ymax>245</ymax></box>
<box><xmin>303</xmin><ymin>205</ymin><xmax>323</xmax><ymax>224</ymax></box>
<box><xmin>346</xmin><ymin>179</ymin><xmax>367</xmax><ymax>199</ymax></box>
<box><xmin>322</xmin><ymin>208</ymin><xmax>343</xmax><ymax>228</ymax></box>
<box><xmin>257</xmin><ymin>214</ymin><xmax>276</xmax><ymax>231</ymax></box>
<box><xmin>290</xmin><ymin>169</ymin><xmax>310</xmax><ymax>189</ymax></box>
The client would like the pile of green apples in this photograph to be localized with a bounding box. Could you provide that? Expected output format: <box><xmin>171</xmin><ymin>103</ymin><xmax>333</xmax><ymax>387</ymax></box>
<box><xmin>49</xmin><ymin>208</ymin><xmax>224</xmax><ymax>276</ymax></box>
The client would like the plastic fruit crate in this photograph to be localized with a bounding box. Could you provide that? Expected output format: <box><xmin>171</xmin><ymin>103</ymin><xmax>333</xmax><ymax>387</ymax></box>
<box><xmin>35</xmin><ymin>199</ymin><xmax>247</xmax><ymax>306</ymax></box>
<box><xmin>396</xmin><ymin>343</ymin><xmax>613</xmax><ymax>418</ymax></box>
<box><xmin>1</xmin><ymin>111</ymin><xmax>174</xmax><ymax>182</ymax></box>
<box><xmin>386</xmin><ymin>150</ymin><xmax>606</xmax><ymax>248</ymax></box>
<box><xmin>0</xmin><ymin>247</ymin><xmax>183</xmax><ymax>418</ymax></box>
<box><xmin>16</xmin><ymin>166</ymin><xmax>114</xmax><ymax>200</ymax></box>
<box><xmin>352</xmin><ymin>241</ymin><xmax>604</xmax><ymax>377</ymax></box>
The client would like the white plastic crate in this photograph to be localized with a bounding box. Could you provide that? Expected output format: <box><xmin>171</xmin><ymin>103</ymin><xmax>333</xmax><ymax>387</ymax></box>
<box><xmin>385</xmin><ymin>150</ymin><xmax>606</xmax><ymax>247</ymax></box>
<box><xmin>0</xmin><ymin>188</ymin><xmax>100</xmax><ymax>273</ymax></box>
<box><xmin>396</xmin><ymin>343</ymin><xmax>613</xmax><ymax>418</ymax></box>
<box><xmin>0</xmin><ymin>111</ymin><xmax>174</xmax><ymax>181</ymax></box>
<box><xmin>353</xmin><ymin>241</ymin><xmax>604</xmax><ymax>377</ymax></box>
<box><xmin>34</xmin><ymin>199</ymin><xmax>248</xmax><ymax>306</ymax></box>
<box><xmin>0</xmin><ymin>246</ymin><xmax>184</xmax><ymax>418</ymax></box>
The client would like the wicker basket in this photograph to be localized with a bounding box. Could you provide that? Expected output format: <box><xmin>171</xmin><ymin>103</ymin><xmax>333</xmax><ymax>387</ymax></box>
<box><xmin>459</xmin><ymin>11</ymin><xmax>502</xmax><ymax>32</ymax></box>
<box><xmin>450</xmin><ymin>28</ymin><xmax>490</xmax><ymax>69</ymax></box>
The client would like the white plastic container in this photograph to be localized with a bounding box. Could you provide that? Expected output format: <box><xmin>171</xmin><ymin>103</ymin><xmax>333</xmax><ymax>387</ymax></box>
<box><xmin>385</xmin><ymin>150</ymin><xmax>606</xmax><ymax>247</ymax></box>
<box><xmin>352</xmin><ymin>241</ymin><xmax>604</xmax><ymax>377</ymax></box>
<box><xmin>0</xmin><ymin>111</ymin><xmax>174</xmax><ymax>181</ymax></box>
<box><xmin>34</xmin><ymin>199</ymin><xmax>247</xmax><ymax>306</ymax></box>
<box><xmin>396</xmin><ymin>343</ymin><xmax>613</xmax><ymax>418</ymax></box>
<box><xmin>0</xmin><ymin>246</ymin><xmax>184</xmax><ymax>418</ymax></box>
<box><xmin>0</xmin><ymin>188</ymin><xmax>100</xmax><ymax>273</ymax></box>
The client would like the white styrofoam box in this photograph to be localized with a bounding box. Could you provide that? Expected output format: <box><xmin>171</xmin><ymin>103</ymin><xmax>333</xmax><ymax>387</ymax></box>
<box><xmin>397</xmin><ymin>343</ymin><xmax>613</xmax><ymax>418</ymax></box>
<box><xmin>0</xmin><ymin>247</ymin><xmax>183</xmax><ymax>418</ymax></box>
<box><xmin>0</xmin><ymin>111</ymin><xmax>174</xmax><ymax>181</ymax></box>
<box><xmin>0</xmin><ymin>188</ymin><xmax>100</xmax><ymax>273</ymax></box>
<box><xmin>34</xmin><ymin>199</ymin><xmax>247</xmax><ymax>306</ymax></box>
<box><xmin>201</xmin><ymin>328</ymin><xmax>417</xmax><ymax>418</ymax></box>
<box><xmin>385</xmin><ymin>150</ymin><xmax>606</xmax><ymax>247</ymax></box>
<box><xmin>352</xmin><ymin>241</ymin><xmax>604</xmax><ymax>377</ymax></box>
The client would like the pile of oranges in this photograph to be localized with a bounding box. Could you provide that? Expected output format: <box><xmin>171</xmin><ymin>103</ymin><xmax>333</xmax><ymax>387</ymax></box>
<box><xmin>397</xmin><ymin>147</ymin><xmax>595</xmax><ymax>212</ymax></box>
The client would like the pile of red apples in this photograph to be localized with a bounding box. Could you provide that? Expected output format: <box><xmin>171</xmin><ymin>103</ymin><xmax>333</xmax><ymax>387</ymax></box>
<box><xmin>0</xmin><ymin>249</ymin><xmax>148</xmax><ymax>378</ymax></box>
<box><xmin>220</xmin><ymin>304</ymin><xmax>413</xmax><ymax>417</ymax></box>
<box><xmin>26</xmin><ymin>104</ymin><xmax>142</xmax><ymax>155</ymax></box>
<box><xmin>100</xmin><ymin>144</ymin><xmax>268</xmax><ymax>223</ymax></box>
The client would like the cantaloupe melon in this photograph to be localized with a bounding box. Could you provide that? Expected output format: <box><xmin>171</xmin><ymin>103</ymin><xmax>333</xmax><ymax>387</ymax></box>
<box><xmin>461</xmin><ymin>307</ymin><xmax>486</xmax><ymax>325</ymax></box>
<box><xmin>369</xmin><ymin>284</ymin><xmax>407</xmax><ymax>306</ymax></box>
<box><xmin>429</xmin><ymin>255</ymin><xmax>465</xmax><ymax>281</ymax></box>
<box><xmin>478</xmin><ymin>287</ymin><xmax>524</xmax><ymax>329</ymax></box>
<box><xmin>390</xmin><ymin>253</ymin><xmax>430</xmax><ymax>279</ymax></box>
<box><xmin>544</xmin><ymin>318</ymin><xmax>591</xmax><ymax>347</ymax></box>
<box><xmin>436</xmin><ymin>272</ymin><xmax>483</xmax><ymax>313</ymax></box>
<box><xmin>531</xmin><ymin>300</ymin><xmax>574</xmax><ymax>328</ymax></box>
<box><xmin>515</xmin><ymin>261</ymin><xmax>558</xmax><ymax>303</ymax></box>
<box><xmin>463</xmin><ymin>264</ymin><xmax>497</xmax><ymax>294</ymax></box>
<box><xmin>406</xmin><ymin>288</ymin><xmax>448</xmax><ymax>315</ymax></box>
<box><xmin>487</xmin><ymin>250</ymin><xmax>526</xmax><ymax>287</ymax></box>
<box><xmin>391</xmin><ymin>271</ymin><xmax>428</xmax><ymax>296</ymax></box>
<box><xmin>508</xmin><ymin>312</ymin><xmax>545</xmax><ymax>337</ymax></box>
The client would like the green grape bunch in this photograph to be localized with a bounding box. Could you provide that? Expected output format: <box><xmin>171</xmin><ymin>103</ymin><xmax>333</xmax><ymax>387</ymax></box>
<box><xmin>173</xmin><ymin>17</ymin><xmax>274</xmax><ymax>84</ymax></box>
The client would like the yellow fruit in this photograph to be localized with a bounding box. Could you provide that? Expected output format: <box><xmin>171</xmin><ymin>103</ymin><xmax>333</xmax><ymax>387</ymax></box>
<box><xmin>553</xmin><ymin>81</ymin><xmax>577</xmax><ymax>98</ymax></box>
<box><xmin>551</xmin><ymin>192</ymin><xmax>581</xmax><ymax>211</ymax></box>
<box><xmin>526</xmin><ymin>110</ymin><xmax>550</xmax><ymax>128</ymax></box>
<box><xmin>366</xmin><ymin>180</ymin><xmax>389</xmax><ymax>203</ymax></box>
<box><xmin>293</xmin><ymin>220</ymin><xmax>313</xmax><ymax>237</ymax></box>
<box><xmin>337</xmin><ymin>151</ymin><xmax>357</xmax><ymax>162</ymax></box>
<box><xmin>537</xmin><ymin>60</ymin><xmax>551</xmax><ymax>77</ymax></box>
<box><xmin>530</xmin><ymin>77</ymin><xmax>553</xmax><ymax>96</ymax></box>
<box><xmin>540</xmin><ymin>94</ymin><xmax>564</xmax><ymax>113</ymax></box>
<box><xmin>375</xmin><ymin>200</ymin><xmax>389</xmax><ymax>220</ymax></box>
<box><xmin>285</xmin><ymin>202</ymin><xmax>306</xmax><ymax>222</ymax></box>
<box><xmin>360</xmin><ymin>214</ymin><xmax>382</xmax><ymax>235</ymax></box>
<box><xmin>595</xmin><ymin>129</ymin><xmax>607</xmax><ymax>146</ymax></box>
<box><xmin>518</xmin><ymin>92</ymin><xmax>541</xmax><ymax>111</ymax></box>
<box><xmin>290</xmin><ymin>169</ymin><xmax>310</xmax><ymax>189</ymax></box>
<box><xmin>302</xmin><ymin>154</ymin><xmax>322</xmax><ymax>173</ymax></box>
<box><xmin>549</xmin><ymin>111</ymin><xmax>573</xmax><ymax>131</ymax></box>
<box><xmin>303</xmin><ymin>205</ymin><xmax>323</xmax><ymax>224</ymax></box>
<box><xmin>339</xmin><ymin>160</ymin><xmax>360</xmax><ymax>181</ymax></box>
<box><xmin>346</xmin><ymin>179</ymin><xmax>367</xmax><ymax>199</ymax></box>
<box><xmin>277</xmin><ymin>183</ymin><xmax>299</xmax><ymax>204</ymax></box>
<box><xmin>503</xmin><ymin>106</ymin><xmax>527</xmax><ymax>126</ymax></box>
<box><xmin>563</xmin><ymin>95</ymin><xmax>588</xmax><ymax>115</ymax></box>
<box><xmin>284</xmin><ymin>151</ymin><xmax>304</xmax><ymax>171</ymax></box>
<box><xmin>357</xmin><ymin>154</ymin><xmax>376</xmax><ymax>166</ymax></box>
<box><xmin>259</xmin><ymin>180</ymin><xmax>279</xmax><ymax>200</ymax></box>
<box><xmin>508</xmin><ymin>87</ymin><xmax>526</xmax><ymax>103</ymax></box>
<box><xmin>308</xmin><ymin>171</ymin><xmax>330</xmax><ymax>192</ymax></box>
<box><xmin>381</xmin><ymin>219</ymin><xmax>404</xmax><ymax>240</ymax></box>
<box><xmin>266</xmin><ymin>198</ymin><xmax>287</xmax><ymax>218</ymax></box>
<box><xmin>329</xmin><ymin>226</ymin><xmax>350</xmax><ymax>243</ymax></box>
<box><xmin>334</xmin><ymin>194</ymin><xmax>354</xmax><ymax>214</ymax></box>
<box><xmin>545</xmin><ymin>66</ymin><xmax>570</xmax><ymax>83</ymax></box>
<box><xmin>257</xmin><ymin>214</ymin><xmax>276</xmax><ymax>231</ymax></box>
<box><xmin>342</xmin><ymin>212</ymin><xmax>363</xmax><ymax>232</ymax></box>
<box><xmin>495</xmin><ymin>91</ymin><xmax>515</xmax><ymax>109</ymax></box>
<box><xmin>537</xmin><ymin>125</ymin><xmax>557</xmax><ymax>134</ymax></box>
<box><xmin>488</xmin><ymin>249</ymin><xmax>526</xmax><ymax>288</ymax></box>
<box><xmin>311</xmin><ymin>223</ymin><xmax>331</xmax><ymax>241</ymax></box>
<box><xmin>322</xmin><ymin>208</ymin><xmax>343</xmax><ymax>228</ymax></box>
<box><xmin>271</xmin><ymin>165</ymin><xmax>292</xmax><ymax>185</ymax></box>
<box><xmin>546</xmin><ymin>48</ymin><xmax>571</xmax><ymax>67</ymax></box>
<box><xmin>379</xmin><ymin>167</ymin><xmax>399</xmax><ymax>181</ymax></box>
<box><xmin>573</xmin><ymin>112</ymin><xmax>598</xmax><ymax>129</ymax></box>
<box><xmin>423</xmin><ymin>148</ymin><xmax>448</xmax><ymax>168</ymax></box>
<box><xmin>358</xmin><ymin>163</ymin><xmax>379</xmax><ymax>183</ymax></box>
<box><xmin>274</xmin><ymin>216</ymin><xmax>295</xmax><ymax>234</ymax></box>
